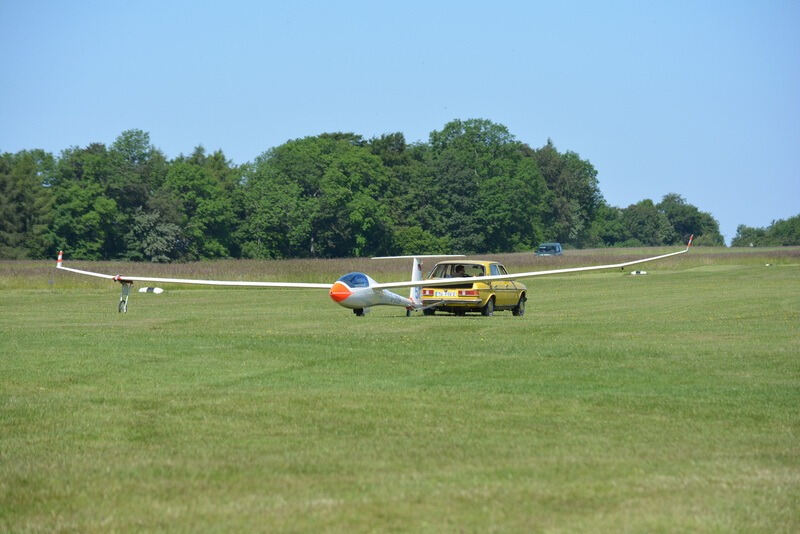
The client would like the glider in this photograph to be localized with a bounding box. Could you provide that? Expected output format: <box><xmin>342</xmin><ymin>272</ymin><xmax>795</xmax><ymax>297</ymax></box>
<box><xmin>55</xmin><ymin>236</ymin><xmax>692</xmax><ymax>315</ymax></box>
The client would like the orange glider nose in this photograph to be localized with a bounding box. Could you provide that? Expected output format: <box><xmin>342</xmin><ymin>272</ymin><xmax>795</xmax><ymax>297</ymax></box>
<box><xmin>329</xmin><ymin>282</ymin><xmax>352</xmax><ymax>303</ymax></box>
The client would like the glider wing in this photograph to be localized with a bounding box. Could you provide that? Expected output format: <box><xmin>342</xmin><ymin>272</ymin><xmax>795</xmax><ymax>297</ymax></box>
<box><xmin>55</xmin><ymin>252</ymin><xmax>332</xmax><ymax>289</ymax></box>
<box><xmin>372</xmin><ymin>236</ymin><xmax>693</xmax><ymax>290</ymax></box>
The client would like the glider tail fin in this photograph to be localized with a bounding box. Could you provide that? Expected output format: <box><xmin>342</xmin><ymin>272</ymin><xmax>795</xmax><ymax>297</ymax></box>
<box><xmin>409</xmin><ymin>257</ymin><xmax>423</xmax><ymax>306</ymax></box>
<box><xmin>57</xmin><ymin>250</ymin><xmax>63</xmax><ymax>268</ymax></box>
<box><xmin>370</xmin><ymin>254</ymin><xmax>465</xmax><ymax>310</ymax></box>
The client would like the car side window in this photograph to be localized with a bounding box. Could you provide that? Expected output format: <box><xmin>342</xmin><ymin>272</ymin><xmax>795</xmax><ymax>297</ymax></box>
<box><xmin>490</xmin><ymin>264</ymin><xmax>500</xmax><ymax>276</ymax></box>
<box><xmin>498</xmin><ymin>265</ymin><xmax>508</xmax><ymax>275</ymax></box>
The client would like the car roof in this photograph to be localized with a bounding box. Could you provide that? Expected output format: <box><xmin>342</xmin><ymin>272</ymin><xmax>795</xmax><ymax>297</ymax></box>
<box><xmin>433</xmin><ymin>260</ymin><xmax>500</xmax><ymax>266</ymax></box>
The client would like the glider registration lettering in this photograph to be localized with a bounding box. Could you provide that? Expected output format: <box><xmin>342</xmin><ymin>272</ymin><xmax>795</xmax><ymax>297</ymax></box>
<box><xmin>55</xmin><ymin>237</ymin><xmax>692</xmax><ymax>316</ymax></box>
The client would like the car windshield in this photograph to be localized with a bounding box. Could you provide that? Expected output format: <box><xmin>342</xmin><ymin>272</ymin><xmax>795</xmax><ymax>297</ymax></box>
<box><xmin>538</xmin><ymin>245</ymin><xmax>558</xmax><ymax>253</ymax></box>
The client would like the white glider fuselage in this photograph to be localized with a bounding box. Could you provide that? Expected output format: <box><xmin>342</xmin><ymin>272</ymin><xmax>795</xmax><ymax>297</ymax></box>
<box><xmin>328</xmin><ymin>272</ymin><xmax>414</xmax><ymax>311</ymax></box>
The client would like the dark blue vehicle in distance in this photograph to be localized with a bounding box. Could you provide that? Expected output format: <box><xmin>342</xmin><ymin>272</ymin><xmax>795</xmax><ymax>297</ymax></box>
<box><xmin>536</xmin><ymin>242</ymin><xmax>562</xmax><ymax>256</ymax></box>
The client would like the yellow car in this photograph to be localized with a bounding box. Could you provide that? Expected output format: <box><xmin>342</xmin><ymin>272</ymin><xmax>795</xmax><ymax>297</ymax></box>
<box><xmin>420</xmin><ymin>260</ymin><xmax>527</xmax><ymax>316</ymax></box>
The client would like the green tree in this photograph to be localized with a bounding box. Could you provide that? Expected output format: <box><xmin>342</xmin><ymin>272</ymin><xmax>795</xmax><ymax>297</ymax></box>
<box><xmin>180</xmin><ymin>146</ymin><xmax>241</xmax><ymax>194</ymax></box>
<box><xmin>768</xmin><ymin>215</ymin><xmax>800</xmax><ymax>245</ymax></box>
<box><xmin>52</xmin><ymin>143</ymin><xmax>127</xmax><ymax>258</ymax></box>
<box><xmin>310</xmin><ymin>143</ymin><xmax>393</xmax><ymax>257</ymax></box>
<box><xmin>237</xmin><ymin>140</ymin><xmax>322</xmax><ymax>258</ymax></box>
<box><xmin>108</xmin><ymin>129</ymin><xmax>169</xmax><ymax>214</ymax></box>
<box><xmin>158</xmin><ymin>160</ymin><xmax>236</xmax><ymax>259</ymax></box>
<box><xmin>51</xmin><ymin>132</ymin><xmax>168</xmax><ymax>260</ymax></box>
<box><xmin>240</xmin><ymin>134</ymin><xmax>394</xmax><ymax>258</ymax></box>
<box><xmin>2</xmin><ymin>121</ymin><xmax>738</xmax><ymax>260</ymax></box>
<box><xmin>0</xmin><ymin>150</ymin><xmax>55</xmax><ymax>258</ymax></box>
<box><xmin>621</xmin><ymin>199</ymin><xmax>676</xmax><ymax>246</ymax></box>
<box><xmin>731</xmin><ymin>214</ymin><xmax>800</xmax><ymax>246</ymax></box>
<box><xmin>237</xmin><ymin>174</ymin><xmax>311</xmax><ymax>259</ymax></box>
<box><xmin>55</xmin><ymin>143</ymin><xmax>114</xmax><ymax>188</ymax></box>
<box><xmin>368</xmin><ymin>132</ymin><xmax>424</xmax><ymax>242</ymax></box>
<box><xmin>584</xmin><ymin>202</ymin><xmax>625</xmax><ymax>247</ymax></box>
<box><xmin>529</xmin><ymin>140</ymin><xmax>602</xmax><ymax>246</ymax></box>
<box><xmin>50</xmin><ymin>181</ymin><xmax>121</xmax><ymax>259</ymax></box>
<box><xmin>476</xmin><ymin>156</ymin><xmax>547</xmax><ymax>252</ymax></box>
<box><xmin>370</xmin><ymin>136</ymin><xmax>446</xmax><ymax>252</ymax></box>
<box><xmin>391</xmin><ymin>226</ymin><xmax>451</xmax><ymax>255</ymax></box>
<box><xmin>657</xmin><ymin>193</ymin><xmax>723</xmax><ymax>246</ymax></box>
<box><xmin>171</xmin><ymin>146</ymin><xmax>243</xmax><ymax>258</ymax></box>
<box><xmin>123</xmin><ymin>208</ymin><xmax>182</xmax><ymax>262</ymax></box>
<box><xmin>730</xmin><ymin>224</ymin><xmax>766</xmax><ymax>247</ymax></box>
<box><xmin>423</xmin><ymin>119</ymin><xmax>549</xmax><ymax>253</ymax></box>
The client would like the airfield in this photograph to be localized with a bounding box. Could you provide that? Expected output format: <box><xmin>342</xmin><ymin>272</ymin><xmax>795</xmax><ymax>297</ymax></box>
<box><xmin>1</xmin><ymin>247</ymin><xmax>798</xmax><ymax>532</ymax></box>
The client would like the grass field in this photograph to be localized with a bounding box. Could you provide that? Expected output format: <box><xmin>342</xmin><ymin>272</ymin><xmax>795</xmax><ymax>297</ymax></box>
<box><xmin>1</xmin><ymin>248</ymin><xmax>799</xmax><ymax>532</ymax></box>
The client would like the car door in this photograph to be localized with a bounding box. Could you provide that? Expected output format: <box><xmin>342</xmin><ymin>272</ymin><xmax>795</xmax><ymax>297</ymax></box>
<box><xmin>498</xmin><ymin>264</ymin><xmax>522</xmax><ymax>307</ymax></box>
<box><xmin>489</xmin><ymin>263</ymin><xmax>516</xmax><ymax>307</ymax></box>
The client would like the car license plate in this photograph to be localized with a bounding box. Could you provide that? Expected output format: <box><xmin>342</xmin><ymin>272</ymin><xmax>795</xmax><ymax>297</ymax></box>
<box><xmin>434</xmin><ymin>290</ymin><xmax>457</xmax><ymax>297</ymax></box>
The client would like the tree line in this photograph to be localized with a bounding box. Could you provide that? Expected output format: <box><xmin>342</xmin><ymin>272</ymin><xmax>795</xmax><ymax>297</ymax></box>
<box><xmin>731</xmin><ymin>216</ymin><xmax>800</xmax><ymax>247</ymax></box>
<box><xmin>1</xmin><ymin>119</ymin><xmax>736</xmax><ymax>261</ymax></box>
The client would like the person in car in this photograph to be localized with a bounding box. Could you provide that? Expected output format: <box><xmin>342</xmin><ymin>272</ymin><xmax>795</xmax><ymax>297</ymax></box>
<box><xmin>451</xmin><ymin>265</ymin><xmax>468</xmax><ymax>277</ymax></box>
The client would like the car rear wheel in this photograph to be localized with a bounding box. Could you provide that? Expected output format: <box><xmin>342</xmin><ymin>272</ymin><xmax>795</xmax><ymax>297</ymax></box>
<box><xmin>481</xmin><ymin>297</ymin><xmax>495</xmax><ymax>316</ymax></box>
<box><xmin>512</xmin><ymin>296</ymin><xmax>526</xmax><ymax>316</ymax></box>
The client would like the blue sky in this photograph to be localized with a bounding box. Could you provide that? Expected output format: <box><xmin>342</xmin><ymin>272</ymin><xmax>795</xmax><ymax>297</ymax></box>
<box><xmin>2</xmin><ymin>1</ymin><xmax>798</xmax><ymax>244</ymax></box>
